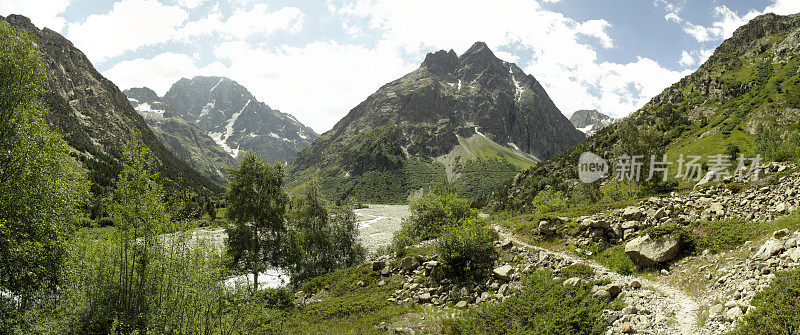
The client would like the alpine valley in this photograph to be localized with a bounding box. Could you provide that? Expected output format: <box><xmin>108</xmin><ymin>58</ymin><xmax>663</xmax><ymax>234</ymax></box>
<box><xmin>6</xmin><ymin>6</ymin><xmax>800</xmax><ymax>335</ymax></box>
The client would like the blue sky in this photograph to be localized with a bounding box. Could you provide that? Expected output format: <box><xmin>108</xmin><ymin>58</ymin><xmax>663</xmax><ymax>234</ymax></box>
<box><xmin>2</xmin><ymin>0</ymin><xmax>799</xmax><ymax>133</ymax></box>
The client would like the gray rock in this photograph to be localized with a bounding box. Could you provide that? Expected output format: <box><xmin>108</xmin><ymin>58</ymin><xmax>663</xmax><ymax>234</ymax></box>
<box><xmin>622</xmin><ymin>207</ymin><xmax>644</xmax><ymax>221</ymax></box>
<box><xmin>418</xmin><ymin>292</ymin><xmax>431</xmax><ymax>303</ymax></box>
<box><xmin>709</xmin><ymin>303</ymin><xmax>724</xmax><ymax>315</ymax></box>
<box><xmin>624</xmin><ymin>234</ymin><xmax>682</xmax><ymax>267</ymax></box>
<box><xmin>773</xmin><ymin>229</ymin><xmax>790</xmax><ymax>239</ymax></box>
<box><xmin>789</xmin><ymin>248</ymin><xmax>800</xmax><ymax>262</ymax></box>
<box><xmin>726</xmin><ymin>306</ymin><xmax>743</xmax><ymax>321</ymax></box>
<box><xmin>455</xmin><ymin>301</ymin><xmax>468</xmax><ymax>309</ymax></box>
<box><xmin>695</xmin><ymin>170</ymin><xmax>719</xmax><ymax>188</ymax></box>
<box><xmin>492</xmin><ymin>265</ymin><xmax>514</xmax><ymax>281</ymax></box>
<box><xmin>400</xmin><ymin>256</ymin><xmax>420</xmax><ymax>271</ymax></box>
<box><xmin>754</xmin><ymin>239</ymin><xmax>784</xmax><ymax>261</ymax></box>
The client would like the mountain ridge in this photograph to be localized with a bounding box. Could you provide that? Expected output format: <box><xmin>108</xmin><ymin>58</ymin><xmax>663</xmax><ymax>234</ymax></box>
<box><xmin>289</xmin><ymin>41</ymin><xmax>585</xmax><ymax>202</ymax></box>
<box><xmin>1</xmin><ymin>14</ymin><xmax>223</xmax><ymax>199</ymax></box>
<box><xmin>123</xmin><ymin>87</ymin><xmax>235</xmax><ymax>186</ymax></box>
<box><xmin>163</xmin><ymin>76</ymin><xmax>318</xmax><ymax>164</ymax></box>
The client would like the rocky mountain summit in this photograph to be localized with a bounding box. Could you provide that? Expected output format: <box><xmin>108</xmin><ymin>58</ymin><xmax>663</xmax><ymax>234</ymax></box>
<box><xmin>1</xmin><ymin>14</ymin><xmax>221</xmax><ymax>194</ymax></box>
<box><xmin>124</xmin><ymin>87</ymin><xmax>235</xmax><ymax>186</ymax></box>
<box><xmin>290</xmin><ymin>42</ymin><xmax>585</xmax><ymax>202</ymax></box>
<box><xmin>570</xmin><ymin>109</ymin><xmax>615</xmax><ymax>136</ymax></box>
<box><xmin>163</xmin><ymin>76</ymin><xmax>318</xmax><ymax>164</ymax></box>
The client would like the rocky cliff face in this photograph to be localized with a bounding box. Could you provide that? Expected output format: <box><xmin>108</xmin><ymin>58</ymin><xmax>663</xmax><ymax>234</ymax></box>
<box><xmin>296</xmin><ymin>42</ymin><xmax>584</xmax><ymax>168</ymax></box>
<box><xmin>163</xmin><ymin>76</ymin><xmax>318</xmax><ymax>164</ymax></box>
<box><xmin>570</xmin><ymin>109</ymin><xmax>615</xmax><ymax>136</ymax></box>
<box><xmin>290</xmin><ymin>42</ymin><xmax>585</xmax><ymax>202</ymax></box>
<box><xmin>124</xmin><ymin>87</ymin><xmax>235</xmax><ymax>186</ymax></box>
<box><xmin>1</xmin><ymin>14</ymin><xmax>221</xmax><ymax>195</ymax></box>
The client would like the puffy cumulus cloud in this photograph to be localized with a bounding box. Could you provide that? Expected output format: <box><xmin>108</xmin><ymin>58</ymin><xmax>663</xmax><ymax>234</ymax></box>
<box><xmin>67</xmin><ymin>1</ymin><xmax>304</xmax><ymax>64</ymax></box>
<box><xmin>103</xmin><ymin>52</ymin><xmax>227</xmax><ymax>94</ymax></box>
<box><xmin>339</xmin><ymin>0</ymin><xmax>676</xmax><ymax>119</ymax></box>
<box><xmin>174</xmin><ymin>0</ymin><xmax>208</xmax><ymax>9</ymax></box>
<box><xmin>211</xmin><ymin>40</ymin><xmax>414</xmax><ymax>131</ymax></box>
<box><xmin>104</xmin><ymin>42</ymin><xmax>414</xmax><ymax>132</ymax></box>
<box><xmin>0</xmin><ymin>0</ymin><xmax>70</xmax><ymax>32</ymax></box>
<box><xmin>679</xmin><ymin>50</ymin><xmax>695</xmax><ymax>66</ymax></box>
<box><xmin>66</xmin><ymin>0</ymin><xmax>188</xmax><ymax>62</ymax></box>
<box><xmin>763</xmin><ymin>0</ymin><xmax>800</xmax><ymax>15</ymax></box>
<box><xmin>173</xmin><ymin>4</ymin><xmax>304</xmax><ymax>41</ymax></box>
<box><xmin>682</xmin><ymin>6</ymin><xmax>759</xmax><ymax>43</ymax></box>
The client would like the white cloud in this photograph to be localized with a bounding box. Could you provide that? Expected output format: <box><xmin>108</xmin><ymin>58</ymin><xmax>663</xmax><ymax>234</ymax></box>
<box><xmin>174</xmin><ymin>0</ymin><xmax>207</xmax><ymax>9</ymax></box>
<box><xmin>104</xmin><ymin>52</ymin><xmax>227</xmax><ymax>94</ymax></box>
<box><xmin>763</xmin><ymin>0</ymin><xmax>800</xmax><ymax>15</ymax></box>
<box><xmin>211</xmin><ymin>40</ymin><xmax>413</xmax><ymax>131</ymax></box>
<box><xmin>174</xmin><ymin>4</ymin><xmax>304</xmax><ymax>41</ymax></box>
<box><xmin>339</xmin><ymin>0</ymin><xmax>678</xmax><ymax>119</ymax></box>
<box><xmin>66</xmin><ymin>0</ymin><xmax>188</xmax><ymax>62</ymax></box>
<box><xmin>679</xmin><ymin>50</ymin><xmax>695</xmax><ymax>66</ymax></box>
<box><xmin>0</xmin><ymin>0</ymin><xmax>70</xmax><ymax>32</ymax></box>
<box><xmin>662</xmin><ymin>0</ymin><xmax>799</xmax><ymax>43</ymax></box>
<box><xmin>105</xmin><ymin>42</ymin><xmax>414</xmax><ymax>132</ymax></box>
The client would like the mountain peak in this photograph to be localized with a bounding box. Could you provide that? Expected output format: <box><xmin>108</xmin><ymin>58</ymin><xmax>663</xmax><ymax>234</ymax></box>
<box><xmin>421</xmin><ymin>49</ymin><xmax>459</xmax><ymax>76</ymax></box>
<box><xmin>125</xmin><ymin>87</ymin><xmax>159</xmax><ymax>102</ymax></box>
<box><xmin>461</xmin><ymin>41</ymin><xmax>497</xmax><ymax>60</ymax></box>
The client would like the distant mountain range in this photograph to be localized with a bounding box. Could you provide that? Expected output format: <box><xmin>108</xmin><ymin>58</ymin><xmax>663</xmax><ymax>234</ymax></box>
<box><xmin>289</xmin><ymin>42</ymin><xmax>586</xmax><ymax>202</ymax></box>
<box><xmin>570</xmin><ymin>109</ymin><xmax>615</xmax><ymax>136</ymax></box>
<box><xmin>123</xmin><ymin>87</ymin><xmax>235</xmax><ymax>186</ymax></box>
<box><xmin>1</xmin><ymin>14</ymin><xmax>222</xmax><ymax>197</ymax></box>
<box><xmin>162</xmin><ymin>76</ymin><xmax>318</xmax><ymax>164</ymax></box>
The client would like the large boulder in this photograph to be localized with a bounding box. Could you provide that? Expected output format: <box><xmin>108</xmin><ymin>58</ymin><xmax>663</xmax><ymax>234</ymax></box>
<box><xmin>400</xmin><ymin>256</ymin><xmax>420</xmax><ymax>271</ymax></box>
<box><xmin>624</xmin><ymin>234</ymin><xmax>682</xmax><ymax>267</ymax></box>
<box><xmin>753</xmin><ymin>239</ymin><xmax>784</xmax><ymax>261</ymax></box>
<box><xmin>492</xmin><ymin>265</ymin><xmax>515</xmax><ymax>281</ymax></box>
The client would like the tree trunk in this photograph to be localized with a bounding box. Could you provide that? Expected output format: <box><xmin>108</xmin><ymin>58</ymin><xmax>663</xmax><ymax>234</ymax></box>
<box><xmin>253</xmin><ymin>270</ymin><xmax>259</xmax><ymax>294</ymax></box>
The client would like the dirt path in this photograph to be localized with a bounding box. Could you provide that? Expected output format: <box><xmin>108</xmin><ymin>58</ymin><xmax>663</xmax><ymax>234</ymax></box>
<box><xmin>492</xmin><ymin>224</ymin><xmax>703</xmax><ymax>335</ymax></box>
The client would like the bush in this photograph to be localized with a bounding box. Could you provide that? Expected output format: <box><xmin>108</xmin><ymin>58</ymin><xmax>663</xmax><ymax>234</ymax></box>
<box><xmin>725</xmin><ymin>182</ymin><xmax>746</xmax><ymax>194</ymax></box>
<box><xmin>591</xmin><ymin>244</ymin><xmax>636</xmax><ymax>275</ymax></box>
<box><xmin>531</xmin><ymin>188</ymin><xmax>568</xmax><ymax>214</ymax></box>
<box><xmin>450</xmin><ymin>271</ymin><xmax>618</xmax><ymax>334</ymax></box>
<box><xmin>691</xmin><ymin>219</ymin><xmax>759</xmax><ymax>253</ymax></box>
<box><xmin>435</xmin><ymin>219</ymin><xmax>498</xmax><ymax>280</ymax></box>
<box><xmin>559</xmin><ymin>263</ymin><xmax>595</xmax><ymax>279</ymax></box>
<box><xmin>736</xmin><ymin>269</ymin><xmax>800</xmax><ymax>334</ymax></box>
<box><xmin>405</xmin><ymin>190</ymin><xmax>477</xmax><ymax>240</ymax></box>
<box><xmin>97</xmin><ymin>217</ymin><xmax>114</xmax><ymax>227</ymax></box>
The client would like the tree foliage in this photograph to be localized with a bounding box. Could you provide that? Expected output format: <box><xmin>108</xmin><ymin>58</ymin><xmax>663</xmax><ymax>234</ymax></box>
<box><xmin>0</xmin><ymin>21</ymin><xmax>89</xmax><ymax>330</ymax></box>
<box><xmin>225</xmin><ymin>152</ymin><xmax>289</xmax><ymax>293</ymax></box>
<box><xmin>287</xmin><ymin>182</ymin><xmax>365</xmax><ymax>284</ymax></box>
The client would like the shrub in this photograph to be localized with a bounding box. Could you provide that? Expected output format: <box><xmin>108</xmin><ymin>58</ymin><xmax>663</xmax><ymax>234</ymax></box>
<box><xmin>450</xmin><ymin>271</ymin><xmax>617</xmax><ymax>334</ymax></box>
<box><xmin>560</xmin><ymin>263</ymin><xmax>595</xmax><ymax>279</ymax></box>
<box><xmin>97</xmin><ymin>217</ymin><xmax>115</xmax><ymax>227</ymax></box>
<box><xmin>399</xmin><ymin>187</ymin><xmax>477</xmax><ymax>243</ymax></box>
<box><xmin>691</xmin><ymin>219</ymin><xmax>759</xmax><ymax>253</ymax></box>
<box><xmin>591</xmin><ymin>244</ymin><xmax>636</xmax><ymax>275</ymax></box>
<box><xmin>435</xmin><ymin>219</ymin><xmax>498</xmax><ymax>280</ymax></box>
<box><xmin>531</xmin><ymin>188</ymin><xmax>568</xmax><ymax>214</ymax></box>
<box><xmin>725</xmin><ymin>182</ymin><xmax>746</xmax><ymax>194</ymax></box>
<box><xmin>736</xmin><ymin>269</ymin><xmax>800</xmax><ymax>334</ymax></box>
